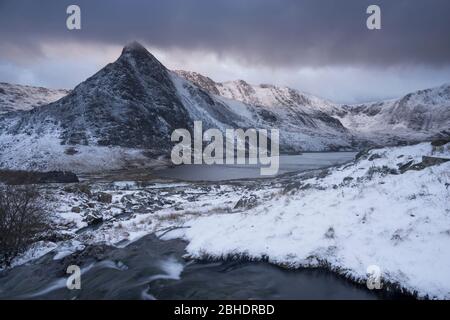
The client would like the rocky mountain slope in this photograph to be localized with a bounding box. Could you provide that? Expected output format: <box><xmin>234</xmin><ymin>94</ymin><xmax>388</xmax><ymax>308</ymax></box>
<box><xmin>0</xmin><ymin>82</ymin><xmax>68</xmax><ymax>114</ymax></box>
<box><xmin>175</xmin><ymin>70</ymin><xmax>450</xmax><ymax>146</ymax></box>
<box><xmin>175</xmin><ymin>70</ymin><xmax>347</xmax><ymax>139</ymax></box>
<box><xmin>334</xmin><ymin>84</ymin><xmax>450</xmax><ymax>145</ymax></box>
<box><xmin>0</xmin><ymin>42</ymin><xmax>355</xmax><ymax>172</ymax></box>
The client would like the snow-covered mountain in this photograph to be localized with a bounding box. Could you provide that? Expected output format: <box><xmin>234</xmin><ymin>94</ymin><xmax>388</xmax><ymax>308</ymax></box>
<box><xmin>0</xmin><ymin>42</ymin><xmax>193</xmax><ymax>172</ymax></box>
<box><xmin>0</xmin><ymin>82</ymin><xmax>69</xmax><ymax>114</ymax></box>
<box><xmin>174</xmin><ymin>70</ymin><xmax>343</xmax><ymax>128</ymax></box>
<box><xmin>0</xmin><ymin>42</ymin><xmax>355</xmax><ymax>172</ymax></box>
<box><xmin>175</xmin><ymin>70</ymin><xmax>450</xmax><ymax>146</ymax></box>
<box><xmin>334</xmin><ymin>84</ymin><xmax>450</xmax><ymax>145</ymax></box>
<box><xmin>1</xmin><ymin>42</ymin><xmax>448</xmax><ymax>172</ymax></box>
<box><xmin>174</xmin><ymin>70</ymin><xmax>355</xmax><ymax>151</ymax></box>
<box><xmin>175</xmin><ymin>70</ymin><xmax>336</xmax><ymax>113</ymax></box>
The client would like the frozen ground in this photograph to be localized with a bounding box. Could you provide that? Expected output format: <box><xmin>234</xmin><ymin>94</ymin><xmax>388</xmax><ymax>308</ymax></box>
<box><xmin>0</xmin><ymin>132</ymin><xmax>168</xmax><ymax>172</ymax></box>
<box><xmin>174</xmin><ymin>142</ymin><xmax>450</xmax><ymax>299</ymax></box>
<box><xmin>3</xmin><ymin>142</ymin><xmax>450</xmax><ymax>299</ymax></box>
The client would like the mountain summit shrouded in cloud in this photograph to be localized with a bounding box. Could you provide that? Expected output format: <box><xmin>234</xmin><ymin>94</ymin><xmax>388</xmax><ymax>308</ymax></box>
<box><xmin>0</xmin><ymin>0</ymin><xmax>449</xmax><ymax>102</ymax></box>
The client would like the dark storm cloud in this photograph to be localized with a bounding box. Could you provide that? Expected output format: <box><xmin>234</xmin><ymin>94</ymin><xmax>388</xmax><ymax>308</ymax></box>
<box><xmin>0</xmin><ymin>0</ymin><xmax>449</xmax><ymax>67</ymax></box>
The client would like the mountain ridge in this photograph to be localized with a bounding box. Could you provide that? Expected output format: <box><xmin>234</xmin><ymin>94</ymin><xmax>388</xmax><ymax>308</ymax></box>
<box><xmin>0</xmin><ymin>42</ymin><xmax>355</xmax><ymax>172</ymax></box>
<box><xmin>0</xmin><ymin>42</ymin><xmax>448</xmax><ymax>172</ymax></box>
<box><xmin>174</xmin><ymin>70</ymin><xmax>450</xmax><ymax>145</ymax></box>
<box><xmin>0</xmin><ymin>82</ymin><xmax>69</xmax><ymax>115</ymax></box>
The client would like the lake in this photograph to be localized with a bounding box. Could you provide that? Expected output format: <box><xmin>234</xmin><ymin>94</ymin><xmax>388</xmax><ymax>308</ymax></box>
<box><xmin>156</xmin><ymin>152</ymin><xmax>357</xmax><ymax>181</ymax></box>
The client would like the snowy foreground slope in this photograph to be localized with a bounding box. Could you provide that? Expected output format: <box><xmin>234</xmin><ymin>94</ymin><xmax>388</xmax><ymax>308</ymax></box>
<box><xmin>7</xmin><ymin>142</ymin><xmax>449</xmax><ymax>299</ymax></box>
<box><xmin>168</xmin><ymin>142</ymin><xmax>450</xmax><ymax>298</ymax></box>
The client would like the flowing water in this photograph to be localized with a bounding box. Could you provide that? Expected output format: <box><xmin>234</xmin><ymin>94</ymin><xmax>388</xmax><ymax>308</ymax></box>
<box><xmin>0</xmin><ymin>152</ymin><xmax>410</xmax><ymax>299</ymax></box>
<box><xmin>0</xmin><ymin>235</ymin><xmax>406</xmax><ymax>300</ymax></box>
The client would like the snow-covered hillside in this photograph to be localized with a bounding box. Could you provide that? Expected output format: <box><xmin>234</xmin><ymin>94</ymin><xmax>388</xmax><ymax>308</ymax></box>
<box><xmin>6</xmin><ymin>141</ymin><xmax>449</xmax><ymax>299</ymax></box>
<box><xmin>171</xmin><ymin>72</ymin><xmax>353</xmax><ymax>152</ymax></box>
<box><xmin>173</xmin><ymin>142</ymin><xmax>450</xmax><ymax>299</ymax></box>
<box><xmin>0</xmin><ymin>82</ymin><xmax>68</xmax><ymax>114</ymax></box>
<box><xmin>175</xmin><ymin>70</ymin><xmax>347</xmax><ymax>138</ymax></box>
<box><xmin>334</xmin><ymin>84</ymin><xmax>450</xmax><ymax>145</ymax></box>
<box><xmin>175</xmin><ymin>70</ymin><xmax>336</xmax><ymax>114</ymax></box>
<box><xmin>176</xmin><ymin>70</ymin><xmax>450</xmax><ymax>147</ymax></box>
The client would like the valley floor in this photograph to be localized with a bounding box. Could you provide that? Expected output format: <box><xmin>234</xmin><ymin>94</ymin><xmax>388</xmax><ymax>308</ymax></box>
<box><xmin>2</xmin><ymin>142</ymin><xmax>450</xmax><ymax>299</ymax></box>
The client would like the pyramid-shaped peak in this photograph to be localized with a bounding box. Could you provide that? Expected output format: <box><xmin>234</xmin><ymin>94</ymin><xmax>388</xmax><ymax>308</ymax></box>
<box><xmin>122</xmin><ymin>41</ymin><xmax>148</xmax><ymax>53</ymax></box>
<box><xmin>118</xmin><ymin>41</ymin><xmax>166</xmax><ymax>72</ymax></box>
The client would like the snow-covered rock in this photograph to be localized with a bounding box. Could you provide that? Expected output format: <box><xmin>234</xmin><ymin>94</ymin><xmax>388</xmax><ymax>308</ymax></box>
<box><xmin>0</xmin><ymin>82</ymin><xmax>68</xmax><ymax>114</ymax></box>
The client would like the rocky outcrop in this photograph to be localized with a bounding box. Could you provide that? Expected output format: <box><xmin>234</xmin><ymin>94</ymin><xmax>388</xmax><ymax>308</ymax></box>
<box><xmin>0</xmin><ymin>170</ymin><xmax>79</xmax><ymax>185</ymax></box>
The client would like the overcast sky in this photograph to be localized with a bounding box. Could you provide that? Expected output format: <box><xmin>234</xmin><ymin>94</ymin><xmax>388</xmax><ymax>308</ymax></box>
<box><xmin>0</xmin><ymin>0</ymin><xmax>449</xmax><ymax>103</ymax></box>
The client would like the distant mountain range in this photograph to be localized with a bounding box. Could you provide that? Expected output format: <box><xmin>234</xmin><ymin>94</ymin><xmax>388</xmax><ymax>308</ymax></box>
<box><xmin>174</xmin><ymin>70</ymin><xmax>450</xmax><ymax>147</ymax></box>
<box><xmin>0</xmin><ymin>42</ymin><xmax>448</xmax><ymax>172</ymax></box>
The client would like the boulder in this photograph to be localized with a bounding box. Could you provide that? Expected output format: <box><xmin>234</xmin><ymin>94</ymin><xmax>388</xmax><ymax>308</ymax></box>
<box><xmin>71</xmin><ymin>206</ymin><xmax>81</xmax><ymax>213</ymax></box>
<box><xmin>399</xmin><ymin>156</ymin><xmax>449</xmax><ymax>173</ymax></box>
<box><xmin>234</xmin><ymin>194</ymin><xmax>258</xmax><ymax>210</ymax></box>
<box><xmin>96</xmin><ymin>192</ymin><xmax>112</xmax><ymax>204</ymax></box>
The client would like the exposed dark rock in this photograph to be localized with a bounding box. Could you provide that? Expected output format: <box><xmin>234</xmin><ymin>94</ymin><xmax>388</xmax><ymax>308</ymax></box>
<box><xmin>431</xmin><ymin>138</ymin><xmax>450</xmax><ymax>147</ymax></box>
<box><xmin>355</xmin><ymin>149</ymin><xmax>371</xmax><ymax>161</ymax></box>
<box><xmin>368</xmin><ymin>153</ymin><xmax>382</xmax><ymax>161</ymax></box>
<box><xmin>324</xmin><ymin>227</ymin><xmax>335</xmax><ymax>239</ymax></box>
<box><xmin>367</xmin><ymin>166</ymin><xmax>398</xmax><ymax>178</ymax></box>
<box><xmin>398</xmin><ymin>160</ymin><xmax>414</xmax><ymax>173</ymax></box>
<box><xmin>173</xmin><ymin>70</ymin><xmax>221</xmax><ymax>95</ymax></box>
<box><xmin>64</xmin><ymin>184</ymin><xmax>91</xmax><ymax>196</ymax></box>
<box><xmin>282</xmin><ymin>181</ymin><xmax>303</xmax><ymax>194</ymax></box>
<box><xmin>37</xmin><ymin>171</ymin><xmax>79</xmax><ymax>184</ymax></box>
<box><xmin>0</xmin><ymin>170</ymin><xmax>79</xmax><ymax>185</ymax></box>
<box><xmin>84</xmin><ymin>212</ymin><xmax>104</xmax><ymax>226</ymax></box>
<box><xmin>234</xmin><ymin>194</ymin><xmax>258</xmax><ymax>210</ymax></box>
<box><xmin>422</xmin><ymin>156</ymin><xmax>450</xmax><ymax>167</ymax></box>
<box><xmin>71</xmin><ymin>207</ymin><xmax>81</xmax><ymax>213</ymax></box>
<box><xmin>61</xmin><ymin>244</ymin><xmax>112</xmax><ymax>268</ymax></box>
<box><xmin>64</xmin><ymin>147</ymin><xmax>79</xmax><ymax>155</ymax></box>
<box><xmin>96</xmin><ymin>192</ymin><xmax>113</xmax><ymax>204</ymax></box>
<box><xmin>342</xmin><ymin>176</ymin><xmax>354</xmax><ymax>184</ymax></box>
<box><xmin>316</xmin><ymin>169</ymin><xmax>330</xmax><ymax>179</ymax></box>
<box><xmin>400</xmin><ymin>156</ymin><xmax>449</xmax><ymax>173</ymax></box>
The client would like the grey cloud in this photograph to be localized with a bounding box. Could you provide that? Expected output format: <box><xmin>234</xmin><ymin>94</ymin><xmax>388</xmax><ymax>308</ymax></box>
<box><xmin>1</xmin><ymin>0</ymin><xmax>450</xmax><ymax>67</ymax></box>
